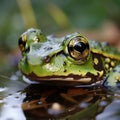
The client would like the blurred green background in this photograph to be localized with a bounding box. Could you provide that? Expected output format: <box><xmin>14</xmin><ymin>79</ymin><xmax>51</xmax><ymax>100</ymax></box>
<box><xmin>0</xmin><ymin>1</ymin><xmax>120</xmax><ymax>119</ymax></box>
<box><xmin>0</xmin><ymin>0</ymin><xmax>120</xmax><ymax>67</ymax></box>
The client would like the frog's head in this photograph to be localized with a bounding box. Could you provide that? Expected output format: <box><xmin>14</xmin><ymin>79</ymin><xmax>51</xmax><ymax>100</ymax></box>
<box><xmin>18</xmin><ymin>28</ymin><xmax>104</xmax><ymax>85</ymax></box>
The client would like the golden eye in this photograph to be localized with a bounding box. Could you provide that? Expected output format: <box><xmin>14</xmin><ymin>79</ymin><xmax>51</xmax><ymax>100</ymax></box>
<box><xmin>18</xmin><ymin>36</ymin><xmax>26</xmax><ymax>52</ymax></box>
<box><xmin>18</xmin><ymin>34</ymin><xmax>30</xmax><ymax>53</ymax></box>
<box><xmin>68</xmin><ymin>36</ymin><xmax>90</xmax><ymax>64</ymax></box>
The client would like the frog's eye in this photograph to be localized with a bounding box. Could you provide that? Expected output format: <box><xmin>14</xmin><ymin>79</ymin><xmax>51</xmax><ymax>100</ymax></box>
<box><xmin>67</xmin><ymin>35</ymin><xmax>90</xmax><ymax>64</ymax></box>
<box><xmin>18</xmin><ymin>35</ymin><xmax>27</xmax><ymax>52</ymax></box>
<box><xmin>18</xmin><ymin>34</ymin><xmax>31</xmax><ymax>53</ymax></box>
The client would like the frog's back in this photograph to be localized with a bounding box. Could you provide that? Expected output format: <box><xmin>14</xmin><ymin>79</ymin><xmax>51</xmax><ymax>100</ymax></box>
<box><xmin>89</xmin><ymin>40</ymin><xmax>120</xmax><ymax>61</ymax></box>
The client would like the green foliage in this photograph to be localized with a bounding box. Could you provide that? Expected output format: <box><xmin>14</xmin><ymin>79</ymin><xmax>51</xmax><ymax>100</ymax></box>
<box><xmin>0</xmin><ymin>0</ymin><xmax>120</xmax><ymax>51</ymax></box>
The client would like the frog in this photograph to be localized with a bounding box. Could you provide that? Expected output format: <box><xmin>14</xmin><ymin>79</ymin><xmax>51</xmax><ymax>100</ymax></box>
<box><xmin>18</xmin><ymin>28</ymin><xmax>120</xmax><ymax>88</ymax></box>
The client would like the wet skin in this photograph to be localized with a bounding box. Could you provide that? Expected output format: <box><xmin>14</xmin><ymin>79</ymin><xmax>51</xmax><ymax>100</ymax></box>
<box><xmin>18</xmin><ymin>28</ymin><xmax>120</xmax><ymax>88</ymax></box>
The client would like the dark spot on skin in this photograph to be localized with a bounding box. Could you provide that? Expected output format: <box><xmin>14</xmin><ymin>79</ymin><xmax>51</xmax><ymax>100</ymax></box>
<box><xmin>48</xmin><ymin>47</ymin><xmax>53</xmax><ymax>50</ymax></box>
<box><xmin>92</xmin><ymin>53</ymin><xmax>104</xmax><ymax>71</ymax></box>
<box><xmin>25</xmin><ymin>47</ymin><xmax>30</xmax><ymax>53</ymax></box>
<box><xmin>25</xmin><ymin>56</ymin><xmax>29</xmax><ymax>64</ymax></box>
<box><xmin>86</xmin><ymin>72</ymin><xmax>97</xmax><ymax>82</ymax></box>
<box><xmin>64</xmin><ymin>69</ymin><xmax>67</xmax><ymax>72</ymax></box>
<box><xmin>63</xmin><ymin>61</ymin><xmax>66</xmax><ymax>66</ymax></box>
<box><xmin>113</xmin><ymin>69</ymin><xmax>117</xmax><ymax>73</ymax></box>
<box><xmin>32</xmin><ymin>30</ymin><xmax>36</xmax><ymax>33</ymax></box>
<box><xmin>44</xmin><ymin>47</ymin><xmax>53</xmax><ymax>51</ymax></box>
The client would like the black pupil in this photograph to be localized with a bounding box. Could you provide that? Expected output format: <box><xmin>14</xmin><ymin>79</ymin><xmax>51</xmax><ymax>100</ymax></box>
<box><xmin>74</xmin><ymin>42</ymin><xmax>87</xmax><ymax>53</ymax></box>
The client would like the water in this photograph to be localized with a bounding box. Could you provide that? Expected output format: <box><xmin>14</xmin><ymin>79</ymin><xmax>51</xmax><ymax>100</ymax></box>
<box><xmin>0</xmin><ymin>69</ymin><xmax>120</xmax><ymax>120</ymax></box>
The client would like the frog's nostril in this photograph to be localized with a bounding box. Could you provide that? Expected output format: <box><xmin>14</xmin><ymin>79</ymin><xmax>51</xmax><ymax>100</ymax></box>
<box><xmin>43</xmin><ymin>56</ymin><xmax>51</xmax><ymax>63</ymax></box>
<box><xmin>44</xmin><ymin>47</ymin><xmax>53</xmax><ymax>51</ymax></box>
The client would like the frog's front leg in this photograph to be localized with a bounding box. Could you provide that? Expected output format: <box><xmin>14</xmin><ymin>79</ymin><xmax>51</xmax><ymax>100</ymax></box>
<box><xmin>103</xmin><ymin>65</ymin><xmax>120</xmax><ymax>89</ymax></box>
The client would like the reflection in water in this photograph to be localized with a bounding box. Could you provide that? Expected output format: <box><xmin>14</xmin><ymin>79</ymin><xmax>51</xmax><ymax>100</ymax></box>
<box><xmin>97</xmin><ymin>91</ymin><xmax>120</xmax><ymax>120</ymax></box>
<box><xmin>48</xmin><ymin>102</ymin><xmax>65</xmax><ymax>115</ymax></box>
<box><xmin>0</xmin><ymin>79</ymin><xmax>120</xmax><ymax>119</ymax></box>
<box><xmin>22</xmin><ymin>84</ymin><xmax>111</xmax><ymax>119</ymax></box>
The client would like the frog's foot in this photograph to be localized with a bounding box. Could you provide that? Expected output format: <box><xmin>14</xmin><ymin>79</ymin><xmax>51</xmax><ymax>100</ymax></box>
<box><xmin>103</xmin><ymin>65</ymin><xmax>120</xmax><ymax>89</ymax></box>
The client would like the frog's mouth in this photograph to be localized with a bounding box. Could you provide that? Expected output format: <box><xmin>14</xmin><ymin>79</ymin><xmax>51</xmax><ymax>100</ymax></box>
<box><xmin>24</xmin><ymin>72</ymin><xmax>103</xmax><ymax>87</ymax></box>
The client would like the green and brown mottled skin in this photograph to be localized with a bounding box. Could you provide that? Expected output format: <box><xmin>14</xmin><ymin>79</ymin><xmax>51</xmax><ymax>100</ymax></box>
<box><xmin>18</xmin><ymin>28</ymin><xmax>120</xmax><ymax>88</ymax></box>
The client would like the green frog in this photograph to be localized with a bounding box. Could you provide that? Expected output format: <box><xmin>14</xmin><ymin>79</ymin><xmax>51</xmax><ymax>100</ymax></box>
<box><xmin>18</xmin><ymin>28</ymin><xmax>120</xmax><ymax>88</ymax></box>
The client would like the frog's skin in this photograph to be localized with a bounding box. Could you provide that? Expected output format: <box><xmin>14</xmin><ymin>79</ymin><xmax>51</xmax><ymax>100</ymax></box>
<box><xmin>18</xmin><ymin>28</ymin><xmax>120</xmax><ymax>87</ymax></box>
